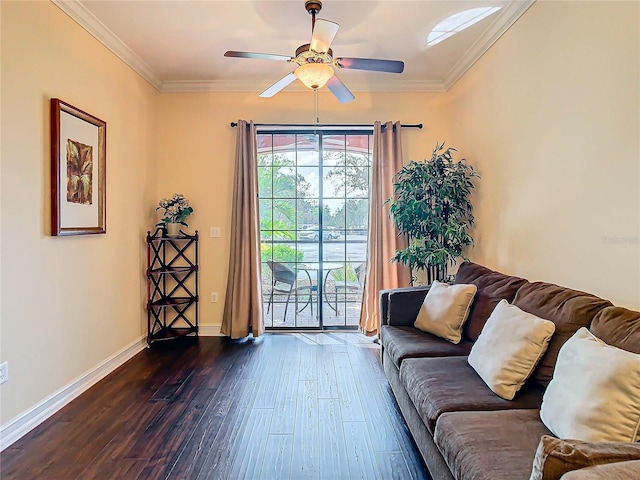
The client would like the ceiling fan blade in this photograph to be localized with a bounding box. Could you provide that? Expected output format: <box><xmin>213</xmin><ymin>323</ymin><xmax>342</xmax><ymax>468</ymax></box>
<box><xmin>336</xmin><ymin>57</ymin><xmax>404</xmax><ymax>74</ymax></box>
<box><xmin>310</xmin><ymin>19</ymin><xmax>339</xmax><ymax>54</ymax></box>
<box><xmin>225</xmin><ymin>51</ymin><xmax>292</xmax><ymax>62</ymax></box>
<box><xmin>259</xmin><ymin>72</ymin><xmax>297</xmax><ymax>98</ymax></box>
<box><xmin>327</xmin><ymin>75</ymin><xmax>355</xmax><ymax>104</ymax></box>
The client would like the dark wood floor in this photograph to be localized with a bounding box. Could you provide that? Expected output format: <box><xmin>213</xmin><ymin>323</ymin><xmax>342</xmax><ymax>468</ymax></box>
<box><xmin>0</xmin><ymin>333</ymin><xmax>429</xmax><ymax>480</ymax></box>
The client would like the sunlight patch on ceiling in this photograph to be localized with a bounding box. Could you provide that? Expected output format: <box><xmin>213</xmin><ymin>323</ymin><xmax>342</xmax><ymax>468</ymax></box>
<box><xmin>427</xmin><ymin>7</ymin><xmax>502</xmax><ymax>47</ymax></box>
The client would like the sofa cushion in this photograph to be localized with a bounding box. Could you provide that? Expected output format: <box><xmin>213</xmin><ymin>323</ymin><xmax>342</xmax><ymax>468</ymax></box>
<box><xmin>434</xmin><ymin>409</ymin><xmax>550</xmax><ymax>480</ymax></box>
<box><xmin>399</xmin><ymin>356</ymin><xmax>543</xmax><ymax>434</ymax></box>
<box><xmin>454</xmin><ymin>262</ymin><xmax>529</xmax><ymax>342</ymax></box>
<box><xmin>590</xmin><ymin>306</ymin><xmax>640</xmax><ymax>354</ymax></box>
<box><xmin>513</xmin><ymin>281</ymin><xmax>612</xmax><ymax>387</ymax></box>
<box><xmin>559</xmin><ymin>459</ymin><xmax>640</xmax><ymax>480</ymax></box>
<box><xmin>540</xmin><ymin>328</ymin><xmax>640</xmax><ymax>442</ymax></box>
<box><xmin>414</xmin><ymin>281</ymin><xmax>477</xmax><ymax>344</ymax></box>
<box><xmin>468</xmin><ymin>300</ymin><xmax>555</xmax><ymax>400</ymax></box>
<box><xmin>381</xmin><ymin>325</ymin><xmax>472</xmax><ymax>369</ymax></box>
<box><xmin>530</xmin><ymin>435</ymin><xmax>640</xmax><ymax>480</ymax></box>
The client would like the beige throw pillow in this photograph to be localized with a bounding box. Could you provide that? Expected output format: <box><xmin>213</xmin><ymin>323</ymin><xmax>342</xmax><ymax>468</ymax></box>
<box><xmin>468</xmin><ymin>299</ymin><xmax>555</xmax><ymax>400</ymax></box>
<box><xmin>413</xmin><ymin>281</ymin><xmax>477</xmax><ymax>344</ymax></box>
<box><xmin>540</xmin><ymin>327</ymin><xmax>640</xmax><ymax>442</ymax></box>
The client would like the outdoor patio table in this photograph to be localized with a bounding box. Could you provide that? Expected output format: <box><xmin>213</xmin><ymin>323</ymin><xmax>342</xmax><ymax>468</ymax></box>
<box><xmin>299</xmin><ymin>262</ymin><xmax>343</xmax><ymax>314</ymax></box>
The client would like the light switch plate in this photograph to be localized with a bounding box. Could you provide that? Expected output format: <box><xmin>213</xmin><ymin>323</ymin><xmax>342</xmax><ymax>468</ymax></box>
<box><xmin>210</xmin><ymin>227</ymin><xmax>221</xmax><ymax>238</ymax></box>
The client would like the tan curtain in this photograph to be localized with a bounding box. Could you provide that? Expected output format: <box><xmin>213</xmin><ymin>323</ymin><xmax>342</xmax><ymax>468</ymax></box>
<box><xmin>221</xmin><ymin>120</ymin><xmax>264</xmax><ymax>339</ymax></box>
<box><xmin>359</xmin><ymin>121</ymin><xmax>411</xmax><ymax>334</ymax></box>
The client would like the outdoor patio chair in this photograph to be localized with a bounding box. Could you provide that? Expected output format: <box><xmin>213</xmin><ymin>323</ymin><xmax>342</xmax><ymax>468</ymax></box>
<box><xmin>334</xmin><ymin>262</ymin><xmax>365</xmax><ymax>292</ymax></box>
<box><xmin>333</xmin><ymin>262</ymin><xmax>366</xmax><ymax>313</ymax></box>
<box><xmin>265</xmin><ymin>261</ymin><xmax>314</xmax><ymax>320</ymax></box>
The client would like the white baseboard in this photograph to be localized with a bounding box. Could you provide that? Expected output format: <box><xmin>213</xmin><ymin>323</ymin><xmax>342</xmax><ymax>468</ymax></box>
<box><xmin>199</xmin><ymin>323</ymin><xmax>222</xmax><ymax>336</ymax></box>
<box><xmin>0</xmin><ymin>325</ymin><xmax>223</xmax><ymax>451</ymax></box>
<box><xmin>0</xmin><ymin>335</ymin><xmax>147</xmax><ymax>451</ymax></box>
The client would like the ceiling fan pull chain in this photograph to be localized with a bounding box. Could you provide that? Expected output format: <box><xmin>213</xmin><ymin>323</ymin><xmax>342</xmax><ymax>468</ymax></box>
<box><xmin>314</xmin><ymin>88</ymin><xmax>320</xmax><ymax>130</ymax></box>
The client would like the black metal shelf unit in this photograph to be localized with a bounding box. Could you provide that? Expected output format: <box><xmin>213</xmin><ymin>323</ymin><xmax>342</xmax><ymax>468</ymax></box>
<box><xmin>146</xmin><ymin>229</ymin><xmax>199</xmax><ymax>344</ymax></box>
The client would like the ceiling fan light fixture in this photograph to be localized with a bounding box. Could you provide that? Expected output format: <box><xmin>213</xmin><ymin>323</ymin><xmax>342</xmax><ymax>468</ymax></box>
<box><xmin>295</xmin><ymin>62</ymin><xmax>334</xmax><ymax>90</ymax></box>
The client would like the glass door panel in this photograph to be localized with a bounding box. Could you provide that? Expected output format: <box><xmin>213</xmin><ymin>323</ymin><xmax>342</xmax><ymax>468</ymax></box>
<box><xmin>259</xmin><ymin>131</ymin><xmax>370</xmax><ymax>330</ymax></box>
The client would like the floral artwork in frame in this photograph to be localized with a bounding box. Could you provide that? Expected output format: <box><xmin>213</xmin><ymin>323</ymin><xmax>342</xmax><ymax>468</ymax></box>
<box><xmin>50</xmin><ymin>98</ymin><xmax>106</xmax><ymax>236</ymax></box>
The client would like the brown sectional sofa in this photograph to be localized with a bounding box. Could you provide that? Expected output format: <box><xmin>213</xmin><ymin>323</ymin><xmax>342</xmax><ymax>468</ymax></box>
<box><xmin>380</xmin><ymin>261</ymin><xmax>640</xmax><ymax>480</ymax></box>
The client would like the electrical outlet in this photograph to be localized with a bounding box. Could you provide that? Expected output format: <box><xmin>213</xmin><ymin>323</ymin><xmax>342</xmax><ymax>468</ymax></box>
<box><xmin>210</xmin><ymin>227</ymin><xmax>221</xmax><ymax>238</ymax></box>
<box><xmin>0</xmin><ymin>362</ymin><xmax>8</xmax><ymax>385</ymax></box>
<box><xmin>210</xmin><ymin>292</ymin><xmax>218</xmax><ymax>303</ymax></box>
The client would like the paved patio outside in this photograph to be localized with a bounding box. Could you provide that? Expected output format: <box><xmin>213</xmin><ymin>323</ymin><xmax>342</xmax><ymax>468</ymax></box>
<box><xmin>264</xmin><ymin>286</ymin><xmax>362</xmax><ymax>329</ymax></box>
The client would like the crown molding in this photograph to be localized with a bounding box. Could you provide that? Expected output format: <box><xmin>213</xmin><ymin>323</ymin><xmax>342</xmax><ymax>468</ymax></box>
<box><xmin>51</xmin><ymin>0</ymin><xmax>163</xmax><ymax>91</ymax></box>
<box><xmin>160</xmin><ymin>79</ymin><xmax>445</xmax><ymax>93</ymax></box>
<box><xmin>443</xmin><ymin>0</ymin><xmax>535</xmax><ymax>90</ymax></box>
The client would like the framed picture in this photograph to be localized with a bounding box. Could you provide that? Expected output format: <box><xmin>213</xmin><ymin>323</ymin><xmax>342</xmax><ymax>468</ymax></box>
<box><xmin>50</xmin><ymin>98</ymin><xmax>106</xmax><ymax>236</ymax></box>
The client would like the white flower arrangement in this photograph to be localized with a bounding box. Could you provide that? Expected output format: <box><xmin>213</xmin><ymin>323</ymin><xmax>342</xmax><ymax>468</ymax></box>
<box><xmin>156</xmin><ymin>193</ymin><xmax>193</xmax><ymax>226</ymax></box>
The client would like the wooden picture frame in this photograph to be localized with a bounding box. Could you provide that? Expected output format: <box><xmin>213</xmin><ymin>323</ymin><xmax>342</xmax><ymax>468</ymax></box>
<box><xmin>51</xmin><ymin>98</ymin><xmax>106</xmax><ymax>236</ymax></box>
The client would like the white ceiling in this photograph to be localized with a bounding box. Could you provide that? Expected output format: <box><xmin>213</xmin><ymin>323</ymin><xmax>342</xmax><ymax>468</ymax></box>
<box><xmin>53</xmin><ymin>0</ymin><xmax>534</xmax><ymax>93</ymax></box>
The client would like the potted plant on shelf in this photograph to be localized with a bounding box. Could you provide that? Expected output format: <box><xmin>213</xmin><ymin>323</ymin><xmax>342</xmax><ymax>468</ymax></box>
<box><xmin>157</xmin><ymin>193</ymin><xmax>194</xmax><ymax>237</ymax></box>
<box><xmin>386</xmin><ymin>143</ymin><xmax>479</xmax><ymax>284</ymax></box>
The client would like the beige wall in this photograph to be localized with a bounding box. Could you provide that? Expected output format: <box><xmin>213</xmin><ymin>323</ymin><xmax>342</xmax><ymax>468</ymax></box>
<box><xmin>1</xmin><ymin>1</ymin><xmax>159</xmax><ymax>424</ymax></box>
<box><xmin>156</xmin><ymin>91</ymin><xmax>450</xmax><ymax>328</ymax></box>
<box><xmin>445</xmin><ymin>0</ymin><xmax>640</xmax><ymax>309</ymax></box>
<box><xmin>2</xmin><ymin>0</ymin><xmax>639</xmax><ymax>442</ymax></box>
<box><xmin>0</xmin><ymin>0</ymin><xmax>450</xmax><ymax>433</ymax></box>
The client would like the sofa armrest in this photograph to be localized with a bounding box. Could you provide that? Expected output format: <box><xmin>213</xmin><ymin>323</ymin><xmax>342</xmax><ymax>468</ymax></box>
<box><xmin>381</xmin><ymin>286</ymin><xmax>430</xmax><ymax>326</ymax></box>
<box><xmin>560</xmin><ymin>459</ymin><xmax>640</xmax><ymax>479</ymax></box>
<box><xmin>530</xmin><ymin>435</ymin><xmax>640</xmax><ymax>480</ymax></box>
<box><xmin>380</xmin><ymin>289</ymin><xmax>391</xmax><ymax>326</ymax></box>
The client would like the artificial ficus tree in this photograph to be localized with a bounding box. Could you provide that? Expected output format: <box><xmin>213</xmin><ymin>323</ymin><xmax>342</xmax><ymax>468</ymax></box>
<box><xmin>387</xmin><ymin>143</ymin><xmax>479</xmax><ymax>284</ymax></box>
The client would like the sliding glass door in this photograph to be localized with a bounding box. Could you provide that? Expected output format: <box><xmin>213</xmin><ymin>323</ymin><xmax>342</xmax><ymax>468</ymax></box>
<box><xmin>258</xmin><ymin>130</ymin><xmax>371</xmax><ymax>330</ymax></box>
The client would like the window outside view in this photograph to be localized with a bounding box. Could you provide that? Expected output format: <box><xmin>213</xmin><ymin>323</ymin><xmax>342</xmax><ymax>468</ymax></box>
<box><xmin>258</xmin><ymin>132</ymin><xmax>371</xmax><ymax>329</ymax></box>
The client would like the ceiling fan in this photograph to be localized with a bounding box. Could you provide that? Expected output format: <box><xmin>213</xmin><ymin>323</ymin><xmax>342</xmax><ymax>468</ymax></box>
<box><xmin>224</xmin><ymin>0</ymin><xmax>404</xmax><ymax>103</ymax></box>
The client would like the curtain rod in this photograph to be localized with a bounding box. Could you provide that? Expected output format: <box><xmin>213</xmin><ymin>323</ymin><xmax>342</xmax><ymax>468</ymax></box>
<box><xmin>229</xmin><ymin>122</ymin><xmax>422</xmax><ymax>129</ymax></box>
